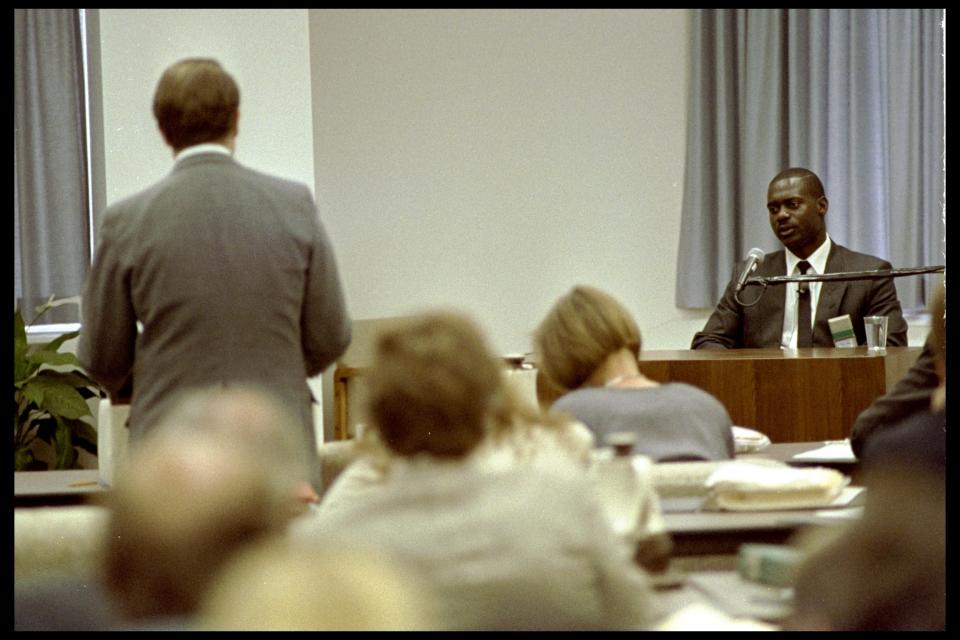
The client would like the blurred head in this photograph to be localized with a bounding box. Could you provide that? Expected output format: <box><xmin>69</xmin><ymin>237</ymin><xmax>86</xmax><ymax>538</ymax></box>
<box><xmin>767</xmin><ymin>167</ymin><xmax>829</xmax><ymax>259</ymax></box>
<box><xmin>534</xmin><ymin>285</ymin><xmax>641</xmax><ymax>394</ymax></box>
<box><xmin>366</xmin><ymin>311</ymin><xmax>502</xmax><ymax>459</ymax></box>
<box><xmin>153</xmin><ymin>58</ymin><xmax>240</xmax><ymax>151</ymax></box>
<box><xmin>104</xmin><ymin>431</ymin><xmax>286</xmax><ymax>620</ymax></box>
<box><xmin>150</xmin><ymin>384</ymin><xmax>315</xmax><ymax>507</ymax></box>
<box><xmin>104</xmin><ymin>385</ymin><xmax>311</xmax><ymax>619</ymax></box>
<box><xmin>199</xmin><ymin>539</ymin><xmax>433</xmax><ymax>630</ymax></box>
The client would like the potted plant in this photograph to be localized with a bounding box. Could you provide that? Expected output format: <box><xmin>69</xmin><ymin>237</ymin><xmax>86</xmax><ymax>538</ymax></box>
<box><xmin>14</xmin><ymin>296</ymin><xmax>102</xmax><ymax>471</ymax></box>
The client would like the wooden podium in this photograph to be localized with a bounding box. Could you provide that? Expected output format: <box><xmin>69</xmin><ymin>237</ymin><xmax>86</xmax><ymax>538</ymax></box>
<box><xmin>636</xmin><ymin>347</ymin><xmax>921</xmax><ymax>442</ymax></box>
<box><xmin>333</xmin><ymin>346</ymin><xmax>920</xmax><ymax>443</ymax></box>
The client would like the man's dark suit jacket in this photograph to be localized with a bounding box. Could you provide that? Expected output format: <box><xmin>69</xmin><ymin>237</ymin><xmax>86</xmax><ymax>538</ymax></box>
<box><xmin>691</xmin><ymin>243</ymin><xmax>908</xmax><ymax>349</ymax></box>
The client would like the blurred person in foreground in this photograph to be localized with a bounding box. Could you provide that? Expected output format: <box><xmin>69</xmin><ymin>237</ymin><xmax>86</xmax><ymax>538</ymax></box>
<box><xmin>788</xmin><ymin>282</ymin><xmax>945</xmax><ymax>631</ymax></box>
<box><xmin>104</xmin><ymin>385</ymin><xmax>316</xmax><ymax>623</ymax></box>
<box><xmin>291</xmin><ymin>311</ymin><xmax>658</xmax><ymax>630</ymax></box>
<box><xmin>198</xmin><ymin>539</ymin><xmax>433</xmax><ymax>630</ymax></box>
<box><xmin>535</xmin><ymin>284</ymin><xmax>735</xmax><ymax>462</ymax></box>
<box><xmin>78</xmin><ymin>57</ymin><xmax>350</xmax><ymax>491</ymax></box>
<box><xmin>15</xmin><ymin>385</ymin><xmax>313</xmax><ymax>630</ymax></box>
<box><xmin>848</xmin><ymin>282</ymin><xmax>945</xmax><ymax>457</ymax></box>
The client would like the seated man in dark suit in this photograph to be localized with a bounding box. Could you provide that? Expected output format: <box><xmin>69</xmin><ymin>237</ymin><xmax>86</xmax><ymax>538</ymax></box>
<box><xmin>692</xmin><ymin>167</ymin><xmax>907</xmax><ymax>349</ymax></box>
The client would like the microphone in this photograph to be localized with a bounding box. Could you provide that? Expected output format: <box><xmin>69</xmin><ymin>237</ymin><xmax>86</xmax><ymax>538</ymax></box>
<box><xmin>734</xmin><ymin>248</ymin><xmax>765</xmax><ymax>293</ymax></box>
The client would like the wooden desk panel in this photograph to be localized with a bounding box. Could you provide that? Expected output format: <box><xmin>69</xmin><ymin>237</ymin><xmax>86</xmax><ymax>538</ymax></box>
<box><xmin>637</xmin><ymin>347</ymin><xmax>920</xmax><ymax>442</ymax></box>
<box><xmin>333</xmin><ymin>347</ymin><xmax>920</xmax><ymax>442</ymax></box>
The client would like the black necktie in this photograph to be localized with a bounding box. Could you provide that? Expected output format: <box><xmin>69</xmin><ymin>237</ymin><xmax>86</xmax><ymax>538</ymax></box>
<box><xmin>797</xmin><ymin>260</ymin><xmax>813</xmax><ymax>348</ymax></box>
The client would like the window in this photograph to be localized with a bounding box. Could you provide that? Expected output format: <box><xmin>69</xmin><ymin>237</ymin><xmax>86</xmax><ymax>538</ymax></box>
<box><xmin>14</xmin><ymin>8</ymin><xmax>104</xmax><ymax>334</ymax></box>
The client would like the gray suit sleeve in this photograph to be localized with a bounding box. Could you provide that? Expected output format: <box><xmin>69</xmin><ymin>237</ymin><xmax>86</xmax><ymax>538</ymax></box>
<box><xmin>299</xmin><ymin>194</ymin><xmax>351</xmax><ymax>377</ymax></box>
<box><xmin>77</xmin><ymin>212</ymin><xmax>138</xmax><ymax>396</ymax></box>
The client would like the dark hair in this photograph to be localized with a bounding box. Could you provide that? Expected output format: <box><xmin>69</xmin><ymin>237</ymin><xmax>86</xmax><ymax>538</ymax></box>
<box><xmin>367</xmin><ymin>312</ymin><xmax>501</xmax><ymax>459</ymax></box>
<box><xmin>770</xmin><ymin>167</ymin><xmax>825</xmax><ymax>198</ymax></box>
<box><xmin>152</xmin><ymin>58</ymin><xmax>240</xmax><ymax>151</ymax></box>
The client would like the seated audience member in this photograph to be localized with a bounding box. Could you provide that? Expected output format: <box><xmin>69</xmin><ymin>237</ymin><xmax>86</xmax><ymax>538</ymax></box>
<box><xmin>788</xmin><ymin>285</ymin><xmax>944</xmax><ymax>631</ymax></box>
<box><xmin>857</xmin><ymin>280</ymin><xmax>945</xmax><ymax>468</ymax></box>
<box><xmin>292</xmin><ymin>311</ymin><xmax>658</xmax><ymax>630</ymax></box>
<box><xmin>145</xmin><ymin>383</ymin><xmax>321</xmax><ymax>513</ymax></box>
<box><xmin>534</xmin><ymin>285</ymin><xmax>735</xmax><ymax>462</ymax></box>
<box><xmin>849</xmin><ymin>315</ymin><xmax>941</xmax><ymax>458</ymax></box>
<box><xmin>105</xmin><ymin>385</ymin><xmax>315</xmax><ymax>623</ymax></box>
<box><xmin>198</xmin><ymin>539</ymin><xmax>433</xmax><ymax>630</ymax></box>
<box><xmin>316</xmin><ymin>327</ymin><xmax>597</xmax><ymax>519</ymax></box>
<box><xmin>691</xmin><ymin>167</ymin><xmax>907</xmax><ymax>350</ymax></box>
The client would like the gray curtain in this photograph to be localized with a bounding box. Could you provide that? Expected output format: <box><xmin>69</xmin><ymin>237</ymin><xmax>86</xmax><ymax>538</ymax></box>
<box><xmin>676</xmin><ymin>9</ymin><xmax>945</xmax><ymax>311</ymax></box>
<box><xmin>14</xmin><ymin>9</ymin><xmax>91</xmax><ymax>325</ymax></box>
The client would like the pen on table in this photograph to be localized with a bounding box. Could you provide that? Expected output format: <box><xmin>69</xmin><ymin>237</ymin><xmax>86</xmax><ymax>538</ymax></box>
<box><xmin>69</xmin><ymin>480</ymin><xmax>100</xmax><ymax>487</ymax></box>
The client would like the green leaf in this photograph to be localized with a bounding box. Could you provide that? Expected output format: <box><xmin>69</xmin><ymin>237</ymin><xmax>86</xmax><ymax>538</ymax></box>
<box><xmin>39</xmin><ymin>330</ymin><xmax>81</xmax><ymax>354</ymax></box>
<box><xmin>35</xmin><ymin>369</ymin><xmax>99</xmax><ymax>390</ymax></box>
<box><xmin>60</xmin><ymin>417</ymin><xmax>98</xmax><ymax>456</ymax></box>
<box><xmin>53</xmin><ymin>421</ymin><xmax>78</xmax><ymax>470</ymax></box>
<box><xmin>28</xmin><ymin>350</ymin><xmax>82</xmax><ymax>368</ymax></box>
<box><xmin>14</xmin><ymin>309</ymin><xmax>31</xmax><ymax>383</ymax></box>
<box><xmin>20</xmin><ymin>377</ymin><xmax>93</xmax><ymax>419</ymax></box>
<box><xmin>14</xmin><ymin>446</ymin><xmax>36</xmax><ymax>472</ymax></box>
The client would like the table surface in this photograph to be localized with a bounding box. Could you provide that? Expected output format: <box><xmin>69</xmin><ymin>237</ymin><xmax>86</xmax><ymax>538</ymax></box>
<box><xmin>14</xmin><ymin>469</ymin><xmax>105</xmax><ymax>506</ymax></box>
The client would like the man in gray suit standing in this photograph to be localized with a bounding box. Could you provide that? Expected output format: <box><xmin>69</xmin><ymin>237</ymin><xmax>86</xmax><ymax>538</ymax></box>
<box><xmin>79</xmin><ymin>58</ymin><xmax>351</xmax><ymax>489</ymax></box>
<box><xmin>691</xmin><ymin>167</ymin><xmax>907</xmax><ymax>350</ymax></box>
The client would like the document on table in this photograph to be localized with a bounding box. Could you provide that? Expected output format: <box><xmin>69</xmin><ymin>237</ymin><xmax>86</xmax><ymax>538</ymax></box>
<box><xmin>791</xmin><ymin>439</ymin><xmax>856</xmax><ymax>463</ymax></box>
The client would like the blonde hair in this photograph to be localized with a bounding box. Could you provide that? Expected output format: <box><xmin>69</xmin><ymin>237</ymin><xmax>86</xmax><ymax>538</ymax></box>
<box><xmin>534</xmin><ymin>285</ymin><xmax>641</xmax><ymax>393</ymax></box>
<box><xmin>199</xmin><ymin>538</ymin><xmax>433</xmax><ymax>630</ymax></box>
<box><xmin>153</xmin><ymin>58</ymin><xmax>240</xmax><ymax>151</ymax></box>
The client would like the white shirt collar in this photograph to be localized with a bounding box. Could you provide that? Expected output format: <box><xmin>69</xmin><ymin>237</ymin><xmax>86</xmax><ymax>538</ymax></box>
<box><xmin>785</xmin><ymin>234</ymin><xmax>832</xmax><ymax>275</ymax></box>
<box><xmin>174</xmin><ymin>143</ymin><xmax>232</xmax><ymax>163</ymax></box>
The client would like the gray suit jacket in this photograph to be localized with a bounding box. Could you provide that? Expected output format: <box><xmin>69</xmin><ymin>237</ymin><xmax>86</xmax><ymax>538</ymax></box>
<box><xmin>79</xmin><ymin>153</ymin><xmax>351</xmax><ymax>456</ymax></box>
<box><xmin>691</xmin><ymin>243</ymin><xmax>907</xmax><ymax>349</ymax></box>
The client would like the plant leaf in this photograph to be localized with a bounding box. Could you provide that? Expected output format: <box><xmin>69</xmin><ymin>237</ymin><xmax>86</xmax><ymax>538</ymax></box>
<box><xmin>34</xmin><ymin>369</ymin><xmax>99</xmax><ymax>390</ymax></box>
<box><xmin>14</xmin><ymin>446</ymin><xmax>36</xmax><ymax>472</ymax></box>
<box><xmin>14</xmin><ymin>309</ymin><xmax>32</xmax><ymax>383</ymax></box>
<box><xmin>28</xmin><ymin>350</ymin><xmax>82</xmax><ymax>368</ymax></box>
<box><xmin>60</xmin><ymin>417</ymin><xmax>99</xmax><ymax>456</ymax></box>
<box><xmin>39</xmin><ymin>330</ymin><xmax>81</xmax><ymax>354</ymax></box>
<box><xmin>53</xmin><ymin>421</ymin><xmax>78</xmax><ymax>470</ymax></box>
<box><xmin>21</xmin><ymin>377</ymin><xmax>93</xmax><ymax>419</ymax></box>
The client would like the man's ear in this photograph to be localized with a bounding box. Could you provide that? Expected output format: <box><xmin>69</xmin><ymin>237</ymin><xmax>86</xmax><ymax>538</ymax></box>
<box><xmin>817</xmin><ymin>196</ymin><xmax>829</xmax><ymax>217</ymax></box>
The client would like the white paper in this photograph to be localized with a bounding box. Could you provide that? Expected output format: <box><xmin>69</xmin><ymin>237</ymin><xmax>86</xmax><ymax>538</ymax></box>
<box><xmin>792</xmin><ymin>440</ymin><xmax>856</xmax><ymax>462</ymax></box>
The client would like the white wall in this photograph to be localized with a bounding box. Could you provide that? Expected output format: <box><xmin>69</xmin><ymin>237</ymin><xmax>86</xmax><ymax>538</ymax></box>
<box><xmin>308</xmin><ymin>9</ymin><xmax>710</xmax><ymax>358</ymax></box>
<box><xmin>95</xmin><ymin>9</ymin><xmax>718</xmax><ymax>439</ymax></box>
<box><xmin>98</xmin><ymin>9</ymin><xmax>316</xmax><ymax>203</ymax></box>
<box><xmin>95</xmin><ymin>9</ymin><xmax>326</xmax><ymax>439</ymax></box>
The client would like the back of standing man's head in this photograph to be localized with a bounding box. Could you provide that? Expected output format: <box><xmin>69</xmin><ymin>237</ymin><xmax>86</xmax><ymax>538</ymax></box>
<box><xmin>153</xmin><ymin>58</ymin><xmax>240</xmax><ymax>151</ymax></box>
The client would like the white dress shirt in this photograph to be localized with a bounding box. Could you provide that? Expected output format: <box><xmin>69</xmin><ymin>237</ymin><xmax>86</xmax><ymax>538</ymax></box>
<box><xmin>174</xmin><ymin>142</ymin><xmax>231</xmax><ymax>163</ymax></box>
<box><xmin>780</xmin><ymin>235</ymin><xmax>832</xmax><ymax>349</ymax></box>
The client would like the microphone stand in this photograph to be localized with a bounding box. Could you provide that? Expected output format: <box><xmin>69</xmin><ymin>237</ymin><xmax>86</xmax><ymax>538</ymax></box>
<box><xmin>735</xmin><ymin>265</ymin><xmax>944</xmax><ymax>307</ymax></box>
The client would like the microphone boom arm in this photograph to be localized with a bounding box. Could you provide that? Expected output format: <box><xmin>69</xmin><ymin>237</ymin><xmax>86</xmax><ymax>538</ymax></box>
<box><xmin>742</xmin><ymin>265</ymin><xmax>944</xmax><ymax>288</ymax></box>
